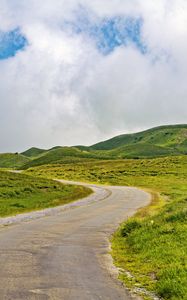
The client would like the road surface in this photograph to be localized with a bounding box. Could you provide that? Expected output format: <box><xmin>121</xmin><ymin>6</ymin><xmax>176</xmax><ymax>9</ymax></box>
<box><xmin>0</xmin><ymin>181</ymin><xmax>150</xmax><ymax>300</ymax></box>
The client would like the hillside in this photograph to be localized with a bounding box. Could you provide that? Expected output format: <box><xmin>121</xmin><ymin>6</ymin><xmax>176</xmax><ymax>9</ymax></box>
<box><xmin>91</xmin><ymin>124</ymin><xmax>187</xmax><ymax>155</ymax></box>
<box><xmin>0</xmin><ymin>124</ymin><xmax>187</xmax><ymax>169</ymax></box>
<box><xmin>21</xmin><ymin>147</ymin><xmax>46</xmax><ymax>158</ymax></box>
<box><xmin>0</xmin><ymin>153</ymin><xmax>30</xmax><ymax>168</ymax></box>
<box><xmin>20</xmin><ymin>147</ymin><xmax>106</xmax><ymax>169</ymax></box>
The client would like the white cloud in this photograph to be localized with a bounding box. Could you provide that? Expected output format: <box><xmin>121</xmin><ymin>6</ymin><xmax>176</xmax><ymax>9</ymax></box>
<box><xmin>0</xmin><ymin>0</ymin><xmax>187</xmax><ymax>152</ymax></box>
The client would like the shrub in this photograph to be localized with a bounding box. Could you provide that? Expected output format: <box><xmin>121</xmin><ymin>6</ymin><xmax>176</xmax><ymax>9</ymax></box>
<box><xmin>120</xmin><ymin>220</ymin><xmax>142</xmax><ymax>237</ymax></box>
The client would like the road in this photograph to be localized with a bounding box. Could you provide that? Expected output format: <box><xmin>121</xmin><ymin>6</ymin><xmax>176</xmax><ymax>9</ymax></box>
<box><xmin>0</xmin><ymin>181</ymin><xmax>150</xmax><ymax>300</ymax></box>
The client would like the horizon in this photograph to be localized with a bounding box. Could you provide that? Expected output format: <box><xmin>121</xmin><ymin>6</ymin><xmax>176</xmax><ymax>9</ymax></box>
<box><xmin>1</xmin><ymin>123</ymin><xmax>186</xmax><ymax>154</ymax></box>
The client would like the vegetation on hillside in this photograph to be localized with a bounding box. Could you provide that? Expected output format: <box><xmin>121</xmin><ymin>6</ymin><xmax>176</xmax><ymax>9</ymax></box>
<box><xmin>20</xmin><ymin>147</ymin><xmax>107</xmax><ymax>169</ymax></box>
<box><xmin>91</xmin><ymin>124</ymin><xmax>187</xmax><ymax>151</ymax></box>
<box><xmin>23</xmin><ymin>155</ymin><xmax>186</xmax><ymax>184</ymax></box>
<box><xmin>0</xmin><ymin>170</ymin><xmax>92</xmax><ymax>217</ymax></box>
<box><xmin>0</xmin><ymin>125</ymin><xmax>186</xmax><ymax>169</ymax></box>
<box><xmin>21</xmin><ymin>147</ymin><xmax>46</xmax><ymax>158</ymax></box>
<box><xmin>0</xmin><ymin>153</ymin><xmax>30</xmax><ymax>168</ymax></box>
<box><xmin>24</xmin><ymin>155</ymin><xmax>187</xmax><ymax>300</ymax></box>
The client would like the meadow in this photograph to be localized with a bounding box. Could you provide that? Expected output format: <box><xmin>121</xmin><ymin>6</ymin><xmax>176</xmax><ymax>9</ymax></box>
<box><xmin>24</xmin><ymin>155</ymin><xmax>187</xmax><ymax>300</ymax></box>
<box><xmin>0</xmin><ymin>170</ymin><xmax>92</xmax><ymax>217</ymax></box>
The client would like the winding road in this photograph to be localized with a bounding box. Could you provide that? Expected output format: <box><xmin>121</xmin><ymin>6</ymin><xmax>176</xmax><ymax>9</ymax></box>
<box><xmin>0</xmin><ymin>180</ymin><xmax>150</xmax><ymax>300</ymax></box>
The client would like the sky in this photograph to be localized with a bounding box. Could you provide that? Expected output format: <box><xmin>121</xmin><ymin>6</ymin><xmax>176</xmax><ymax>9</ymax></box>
<box><xmin>0</xmin><ymin>0</ymin><xmax>187</xmax><ymax>152</ymax></box>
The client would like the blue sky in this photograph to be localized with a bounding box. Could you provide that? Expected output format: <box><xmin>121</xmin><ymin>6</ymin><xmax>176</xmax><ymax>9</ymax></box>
<box><xmin>0</xmin><ymin>15</ymin><xmax>146</xmax><ymax>60</ymax></box>
<box><xmin>0</xmin><ymin>28</ymin><xmax>27</xmax><ymax>60</ymax></box>
<box><xmin>96</xmin><ymin>17</ymin><xmax>146</xmax><ymax>55</ymax></box>
<box><xmin>65</xmin><ymin>11</ymin><xmax>147</xmax><ymax>55</ymax></box>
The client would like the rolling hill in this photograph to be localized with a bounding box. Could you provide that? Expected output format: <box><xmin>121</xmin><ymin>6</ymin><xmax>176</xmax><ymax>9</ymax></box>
<box><xmin>0</xmin><ymin>124</ymin><xmax>186</xmax><ymax>169</ymax></box>
<box><xmin>90</xmin><ymin>124</ymin><xmax>187</xmax><ymax>158</ymax></box>
<box><xmin>21</xmin><ymin>147</ymin><xmax>47</xmax><ymax>158</ymax></box>
<box><xmin>91</xmin><ymin>124</ymin><xmax>187</xmax><ymax>150</ymax></box>
<box><xmin>20</xmin><ymin>147</ymin><xmax>103</xmax><ymax>169</ymax></box>
<box><xmin>0</xmin><ymin>153</ymin><xmax>30</xmax><ymax>168</ymax></box>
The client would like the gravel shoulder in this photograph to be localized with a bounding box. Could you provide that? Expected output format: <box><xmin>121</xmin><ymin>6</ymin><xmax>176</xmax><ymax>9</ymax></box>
<box><xmin>0</xmin><ymin>182</ymin><xmax>110</xmax><ymax>226</ymax></box>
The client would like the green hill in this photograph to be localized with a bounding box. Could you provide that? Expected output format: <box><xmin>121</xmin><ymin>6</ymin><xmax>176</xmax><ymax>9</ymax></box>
<box><xmin>91</xmin><ymin>124</ymin><xmax>187</xmax><ymax>158</ymax></box>
<box><xmin>20</xmin><ymin>147</ymin><xmax>105</xmax><ymax>169</ymax></box>
<box><xmin>1</xmin><ymin>124</ymin><xmax>186</xmax><ymax>169</ymax></box>
<box><xmin>21</xmin><ymin>147</ymin><xmax>47</xmax><ymax>158</ymax></box>
<box><xmin>0</xmin><ymin>153</ymin><xmax>30</xmax><ymax>169</ymax></box>
<box><xmin>108</xmin><ymin>143</ymin><xmax>177</xmax><ymax>158</ymax></box>
<box><xmin>91</xmin><ymin>125</ymin><xmax>187</xmax><ymax>150</ymax></box>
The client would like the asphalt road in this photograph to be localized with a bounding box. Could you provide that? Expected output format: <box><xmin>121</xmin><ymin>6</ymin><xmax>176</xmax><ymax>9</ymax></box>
<box><xmin>0</xmin><ymin>181</ymin><xmax>150</xmax><ymax>300</ymax></box>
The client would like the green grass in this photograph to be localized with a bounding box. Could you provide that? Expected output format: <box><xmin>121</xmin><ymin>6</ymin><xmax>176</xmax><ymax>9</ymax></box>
<box><xmin>23</xmin><ymin>155</ymin><xmax>186</xmax><ymax>184</ymax></box>
<box><xmin>24</xmin><ymin>155</ymin><xmax>187</xmax><ymax>300</ymax></box>
<box><xmin>91</xmin><ymin>124</ymin><xmax>187</xmax><ymax>151</ymax></box>
<box><xmin>112</xmin><ymin>197</ymin><xmax>187</xmax><ymax>300</ymax></box>
<box><xmin>21</xmin><ymin>147</ymin><xmax>47</xmax><ymax>158</ymax></box>
<box><xmin>20</xmin><ymin>147</ymin><xmax>111</xmax><ymax>170</ymax></box>
<box><xmin>90</xmin><ymin>124</ymin><xmax>187</xmax><ymax>159</ymax></box>
<box><xmin>0</xmin><ymin>170</ymin><xmax>92</xmax><ymax>217</ymax></box>
<box><xmin>0</xmin><ymin>153</ymin><xmax>30</xmax><ymax>168</ymax></box>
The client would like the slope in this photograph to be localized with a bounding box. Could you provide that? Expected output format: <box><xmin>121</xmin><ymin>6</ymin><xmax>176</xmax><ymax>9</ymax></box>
<box><xmin>91</xmin><ymin>124</ymin><xmax>187</xmax><ymax>152</ymax></box>
<box><xmin>20</xmin><ymin>147</ymin><xmax>107</xmax><ymax>169</ymax></box>
<box><xmin>0</xmin><ymin>153</ymin><xmax>30</xmax><ymax>169</ymax></box>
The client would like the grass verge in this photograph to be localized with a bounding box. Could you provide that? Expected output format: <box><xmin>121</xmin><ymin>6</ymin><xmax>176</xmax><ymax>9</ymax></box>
<box><xmin>112</xmin><ymin>190</ymin><xmax>187</xmax><ymax>300</ymax></box>
<box><xmin>0</xmin><ymin>170</ymin><xmax>92</xmax><ymax>217</ymax></box>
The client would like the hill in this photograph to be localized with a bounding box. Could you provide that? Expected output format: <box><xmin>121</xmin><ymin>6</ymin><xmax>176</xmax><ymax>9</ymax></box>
<box><xmin>91</xmin><ymin>124</ymin><xmax>187</xmax><ymax>150</ymax></box>
<box><xmin>90</xmin><ymin>124</ymin><xmax>187</xmax><ymax>158</ymax></box>
<box><xmin>20</xmin><ymin>146</ymin><xmax>108</xmax><ymax>169</ymax></box>
<box><xmin>0</xmin><ymin>124</ymin><xmax>186</xmax><ymax>169</ymax></box>
<box><xmin>21</xmin><ymin>147</ymin><xmax>46</xmax><ymax>158</ymax></box>
<box><xmin>0</xmin><ymin>153</ymin><xmax>30</xmax><ymax>169</ymax></box>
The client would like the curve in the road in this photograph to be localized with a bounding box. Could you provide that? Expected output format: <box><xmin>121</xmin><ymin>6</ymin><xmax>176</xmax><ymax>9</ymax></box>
<box><xmin>0</xmin><ymin>181</ymin><xmax>151</xmax><ymax>300</ymax></box>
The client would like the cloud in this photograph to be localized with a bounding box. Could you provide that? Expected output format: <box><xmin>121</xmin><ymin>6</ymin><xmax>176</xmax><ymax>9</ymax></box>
<box><xmin>0</xmin><ymin>0</ymin><xmax>187</xmax><ymax>152</ymax></box>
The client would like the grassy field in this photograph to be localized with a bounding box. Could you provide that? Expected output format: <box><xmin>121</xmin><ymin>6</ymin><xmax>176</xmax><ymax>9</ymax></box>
<box><xmin>24</xmin><ymin>155</ymin><xmax>187</xmax><ymax>300</ymax></box>
<box><xmin>0</xmin><ymin>170</ymin><xmax>92</xmax><ymax>217</ymax></box>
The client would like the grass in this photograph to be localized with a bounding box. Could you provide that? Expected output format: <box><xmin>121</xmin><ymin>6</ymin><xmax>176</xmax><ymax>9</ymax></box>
<box><xmin>24</xmin><ymin>155</ymin><xmax>187</xmax><ymax>300</ymax></box>
<box><xmin>91</xmin><ymin>125</ymin><xmax>187</xmax><ymax>156</ymax></box>
<box><xmin>23</xmin><ymin>155</ymin><xmax>186</xmax><ymax>184</ymax></box>
<box><xmin>0</xmin><ymin>170</ymin><xmax>92</xmax><ymax>217</ymax></box>
<box><xmin>0</xmin><ymin>153</ymin><xmax>30</xmax><ymax>168</ymax></box>
<box><xmin>20</xmin><ymin>147</ymin><xmax>111</xmax><ymax>170</ymax></box>
<box><xmin>112</xmin><ymin>196</ymin><xmax>187</xmax><ymax>300</ymax></box>
<box><xmin>21</xmin><ymin>146</ymin><xmax>47</xmax><ymax>158</ymax></box>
